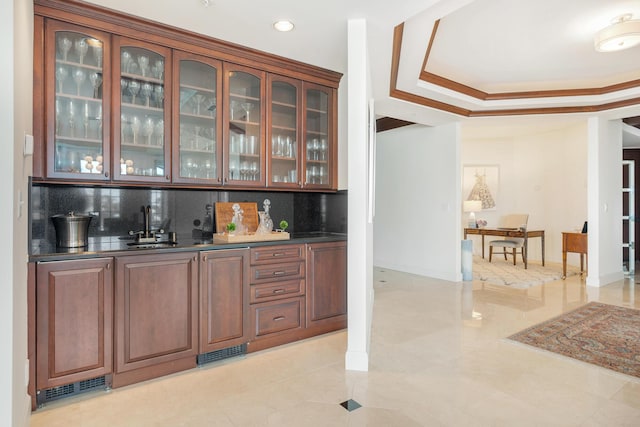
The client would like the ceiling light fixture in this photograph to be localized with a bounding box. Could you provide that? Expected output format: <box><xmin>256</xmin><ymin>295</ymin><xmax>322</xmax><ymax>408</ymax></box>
<box><xmin>273</xmin><ymin>20</ymin><xmax>294</xmax><ymax>32</ymax></box>
<box><xmin>201</xmin><ymin>0</ymin><xmax>213</xmax><ymax>7</ymax></box>
<box><xmin>594</xmin><ymin>14</ymin><xmax>640</xmax><ymax>52</ymax></box>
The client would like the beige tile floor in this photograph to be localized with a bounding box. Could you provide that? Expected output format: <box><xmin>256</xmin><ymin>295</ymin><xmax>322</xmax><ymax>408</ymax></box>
<box><xmin>31</xmin><ymin>265</ymin><xmax>640</xmax><ymax>426</ymax></box>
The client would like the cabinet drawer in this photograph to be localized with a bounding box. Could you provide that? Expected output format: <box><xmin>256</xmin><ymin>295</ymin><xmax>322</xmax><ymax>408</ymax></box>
<box><xmin>251</xmin><ymin>297</ymin><xmax>304</xmax><ymax>338</ymax></box>
<box><xmin>250</xmin><ymin>244</ymin><xmax>305</xmax><ymax>265</ymax></box>
<box><xmin>251</xmin><ymin>279</ymin><xmax>304</xmax><ymax>303</ymax></box>
<box><xmin>251</xmin><ymin>261</ymin><xmax>304</xmax><ymax>283</ymax></box>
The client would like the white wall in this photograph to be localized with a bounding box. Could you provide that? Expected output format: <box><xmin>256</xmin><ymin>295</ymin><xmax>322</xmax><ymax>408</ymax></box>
<box><xmin>462</xmin><ymin>122</ymin><xmax>589</xmax><ymax>264</ymax></box>
<box><xmin>4</xmin><ymin>0</ymin><xmax>32</xmax><ymax>425</ymax></box>
<box><xmin>374</xmin><ymin>123</ymin><xmax>461</xmax><ymax>282</ymax></box>
<box><xmin>587</xmin><ymin>117</ymin><xmax>624</xmax><ymax>287</ymax></box>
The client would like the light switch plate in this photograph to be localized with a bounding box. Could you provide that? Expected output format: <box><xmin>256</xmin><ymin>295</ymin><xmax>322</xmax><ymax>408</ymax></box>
<box><xmin>24</xmin><ymin>134</ymin><xmax>34</xmax><ymax>156</ymax></box>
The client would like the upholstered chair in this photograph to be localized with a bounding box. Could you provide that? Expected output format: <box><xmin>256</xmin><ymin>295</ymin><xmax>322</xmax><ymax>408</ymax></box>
<box><xmin>488</xmin><ymin>214</ymin><xmax>529</xmax><ymax>265</ymax></box>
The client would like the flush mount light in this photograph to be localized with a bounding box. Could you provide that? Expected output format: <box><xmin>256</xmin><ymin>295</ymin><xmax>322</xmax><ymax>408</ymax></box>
<box><xmin>273</xmin><ymin>20</ymin><xmax>295</xmax><ymax>32</ymax></box>
<box><xmin>594</xmin><ymin>14</ymin><xmax>640</xmax><ymax>52</ymax></box>
<box><xmin>201</xmin><ymin>0</ymin><xmax>213</xmax><ymax>7</ymax></box>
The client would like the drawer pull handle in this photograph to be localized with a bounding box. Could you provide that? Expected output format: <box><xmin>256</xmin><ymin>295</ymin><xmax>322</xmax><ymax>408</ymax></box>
<box><xmin>272</xmin><ymin>253</ymin><xmax>285</xmax><ymax>257</ymax></box>
<box><xmin>273</xmin><ymin>271</ymin><xmax>286</xmax><ymax>276</ymax></box>
<box><xmin>273</xmin><ymin>316</ymin><xmax>285</xmax><ymax>321</ymax></box>
<box><xmin>273</xmin><ymin>289</ymin><xmax>285</xmax><ymax>294</ymax></box>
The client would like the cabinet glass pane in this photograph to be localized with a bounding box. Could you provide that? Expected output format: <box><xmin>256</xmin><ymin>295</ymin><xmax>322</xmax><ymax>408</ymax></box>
<box><xmin>54</xmin><ymin>31</ymin><xmax>105</xmax><ymax>175</ymax></box>
<box><xmin>119</xmin><ymin>46</ymin><xmax>166</xmax><ymax>177</ymax></box>
<box><xmin>270</xmin><ymin>81</ymin><xmax>298</xmax><ymax>184</ymax></box>
<box><xmin>228</xmin><ymin>71</ymin><xmax>261</xmax><ymax>182</ymax></box>
<box><xmin>305</xmin><ymin>89</ymin><xmax>329</xmax><ymax>185</ymax></box>
<box><xmin>179</xmin><ymin>60</ymin><xmax>218</xmax><ymax>180</ymax></box>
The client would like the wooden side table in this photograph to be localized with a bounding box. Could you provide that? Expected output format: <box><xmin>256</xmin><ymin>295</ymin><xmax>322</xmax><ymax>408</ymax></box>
<box><xmin>562</xmin><ymin>232</ymin><xmax>587</xmax><ymax>279</ymax></box>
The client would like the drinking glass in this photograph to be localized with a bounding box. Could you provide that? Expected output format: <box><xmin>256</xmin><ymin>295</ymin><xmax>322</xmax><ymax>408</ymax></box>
<box><xmin>58</xmin><ymin>36</ymin><xmax>72</xmax><ymax>61</ymax></box>
<box><xmin>121</xmin><ymin>50</ymin><xmax>132</xmax><ymax>73</ymax></box>
<box><xmin>153</xmin><ymin>59</ymin><xmax>164</xmax><ymax>79</ymax></box>
<box><xmin>142</xmin><ymin>117</ymin><xmax>154</xmax><ymax>145</ymax></box>
<box><xmin>92</xmin><ymin>43</ymin><xmax>103</xmax><ymax>67</ymax></box>
<box><xmin>127</xmin><ymin>80</ymin><xmax>141</xmax><ymax>104</ymax></box>
<box><xmin>55</xmin><ymin>99</ymin><xmax>62</xmax><ymax>135</ymax></box>
<box><xmin>130</xmin><ymin>116</ymin><xmax>141</xmax><ymax>144</ymax></box>
<box><xmin>120</xmin><ymin>78</ymin><xmax>129</xmax><ymax>98</ymax></box>
<box><xmin>154</xmin><ymin>119</ymin><xmax>164</xmax><ymax>146</ymax></box>
<box><xmin>67</xmin><ymin>100</ymin><xmax>76</xmax><ymax>137</ymax></box>
<box><xmin>319</xmin><ymin>138</ymin><xmax>327</xmax><ymax>161</ymax></box>
<box><xmin>241</xmin><ymin>102</ymin><xmax>254</xmax><ymax>122</ymax></box>
<box><xmin>312</xmin><ymin>138</ymin><xmax>320</xmax><ymax>160</ymax></box>
<box><xmin>89</xmin><ymin>72</ymin><xmax>102</xmax><ymax>99</ymax></box>
<box><xmin>74</xmin><ymin>38</ymin><xmax>89</xmax><ymax>64</ymax></box>
<box><xmin>121</xmin><ymin>114</ymin><xmax>129</xmax><ymax>142</ymax></box>
<box><xmin>153</xmin><ymin>85</ymin><xmax>164</xmax><ymax>108</ymax></box>
<box><xmin>140</xmin><ymin>82</ymin><xmax>153</xmax><ymax>107</ymax></box>
<box><xmin>83</xmin><ymin>102</ymin><xmax>91</xmax><ymax>138</ymax></box>
<box><xmin>73</xmin><ymin>68</ymin><xmax>86</xmax><ymax>96</ymax></box>
<box><xmin>55</xmin><ymin>66</ymin><xmax>68</xmax><ymax>94</ymax></box>
<box><xmin>194</xmin><ymin>94</ymin><xmax>206</xmax><ymax>115</ymax></box>
<box><xmin>137</xmin><ymin>55</ymin><xmax>149</xmax><ymax>77</ymax></box>
<box><xmin>229</xmin><ymin>159</ymin><xmax>238</xmax><ymax>180</ymax></box>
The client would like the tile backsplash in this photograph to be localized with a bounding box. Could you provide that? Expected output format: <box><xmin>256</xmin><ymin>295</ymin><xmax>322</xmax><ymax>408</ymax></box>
<box><xmin>30</xmin><ymin>182</ymin><xmax>347</xmax><ymax>253</ymax></box>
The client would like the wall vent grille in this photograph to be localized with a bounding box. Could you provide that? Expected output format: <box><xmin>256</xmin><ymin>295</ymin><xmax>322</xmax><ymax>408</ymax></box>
<box><xmin>197</xmin><ymin>344</ymin><xmax>246</xmax><ymax>365</ymax></box>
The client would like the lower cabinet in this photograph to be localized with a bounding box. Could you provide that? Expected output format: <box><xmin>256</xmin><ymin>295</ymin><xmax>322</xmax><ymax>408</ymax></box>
<box><xmin>199</xmin><ymin>249</ymin><xmax>249</xmax><ymax>354</ymax></box>
<box><xmin>35</xmin><ymin>258</ymin><xmax>113</xmax><ymax>391</ymax></box>
<box><xmin>306</xmin><ymin>241</ymin><xmax>347</xmax><ymax>333</ymax></box>
<box><xmin>113</xmin><ymin>251</ymin><xmax>198</xmax><ymax>387</ymax></box>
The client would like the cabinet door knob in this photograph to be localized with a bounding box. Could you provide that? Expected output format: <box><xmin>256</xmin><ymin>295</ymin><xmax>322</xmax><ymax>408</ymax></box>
<box><xmin>105</xmin><ymin>171</ymin><xmax>109</xmax><ymax>178</ymax></box>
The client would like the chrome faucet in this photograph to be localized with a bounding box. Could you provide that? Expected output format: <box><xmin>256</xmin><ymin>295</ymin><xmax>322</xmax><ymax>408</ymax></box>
<box><xmin>129</xmin><ymin>205</ymin><xmax>164</xmax><ymax>243</ymax></box>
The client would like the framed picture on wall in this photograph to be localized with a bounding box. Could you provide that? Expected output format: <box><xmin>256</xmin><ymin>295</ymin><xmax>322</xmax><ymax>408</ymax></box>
<box><xmin>463</xmin><ymin>165</ymin><xmax>499</xmax><ymax>210</ymax></box>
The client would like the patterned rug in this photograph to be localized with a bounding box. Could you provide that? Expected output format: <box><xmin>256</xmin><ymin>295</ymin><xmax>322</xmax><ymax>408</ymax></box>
<box><xmin>508</xmin><ymin>302</ymin><xmax>640</xmax><ymax>379</ymax></box>
<box><xmin>473</xmin><ymin>255</ymin><xmax>576</xmax><ymax>289</ymax></box>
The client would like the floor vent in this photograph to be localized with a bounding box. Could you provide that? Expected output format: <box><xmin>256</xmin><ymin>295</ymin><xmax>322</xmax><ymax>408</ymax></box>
<box><xmin>37</xmin><ymin>376</ymin><xmax>107</xmax><ymax>406</ymax></box>
<box><xmin>197</xmin><ymin>344</ymin><xmax>246</xmax><ymax>365</ymax></box>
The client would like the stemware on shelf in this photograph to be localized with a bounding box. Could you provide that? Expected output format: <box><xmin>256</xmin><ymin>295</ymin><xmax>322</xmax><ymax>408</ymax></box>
<box><xmin>127</xmin><ymin>80</ymin><xmax>141</xmax><ymax>105</ymax></box>
<box><xmin>153</xmin><ymin>85</ymin><xmax>164</xmax><ymax>108</ymax></box>
<box><xmin>130</xmin><ymin>116</ymin><xmax>141</xmax><ymax>144</ymax></box>
<box><xmin>194</xmin><ymin>94</ymin><xmax>206</xmax><ymax>115</ymax></box>
<box><xmin>55</xmin><ymin>99</ymin><xmax>61</xmax><ymax>135</ymax></box>
<box><xmin>142</xmin><ymin>117</ymin><xmax>154</xmax><ymax>145</ymax></box>
<box><xmin>140</xmin><ymin>82</ymin><xmax>153</xmax><ymax>107</ymax></box>
<box><xmin>153</xmin><ymin>59</ymin><xmax>164</xmax><ymax>79</ymax></box>
<box><xmin>83</xmin><ymin>102</ymin><xmax>90</xmax><ymax>138</ymax></box>
<box><xmin>92</xmin><ymin>43</ymin><xmax>103</xmax><ymax>68</ymax></box>
<box><xmin>241</xmin><ymin>102</ymin><xmax>254</xmax><ymax>122</ymax></box>
<box><xmin>121</xmin><ymin>50</ymin><xmax>132</xmax><ymax>73</ymax></box>
<box><xmin>120</xmin><ymin>78</ymin><xmax>129</xmax><ymax>98</ymax></box>
<box><xmin>154</xmin><ymin>119</ymin><xmax>164</xmax><ymax>146</ymax></box>
<box><xmin>67</xmin><ymin>100</ymin><xmax>76</xmax><ymax>137</ymax></box>
<box><xmin>58</xmin><ymin>36</ymin><xmax>72</xmax><ymax>61</ymax></box>
<box><xmin>121</xmin><ymin>114</ymin><xmax>128</xmax><ymax>142</ymax></box>
<box><xmin>89</xmin><ymin>72</ymin><xmax>102</xmax><ymax>99</ymax></box>
<box><xmin>55</xmin><ymin>65</ymin><xmax>68</xmax><ymax>94</ymax></box>
<box><xmin>137</xmin><ymin>55</ymin><xmax>150</xmax><ymax>77</ymax></box>
<box><xmin>74</xmin><ymin>38</ymin><xmax>89</xmax><ymax>64</ymax></box>
<box><xmin>72</xmin><ymin>68</ymin><xmax>86</xmax><ymax>96</ymax></box>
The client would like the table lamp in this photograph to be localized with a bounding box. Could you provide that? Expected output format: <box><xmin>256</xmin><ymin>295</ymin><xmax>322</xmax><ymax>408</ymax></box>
<box><xmin>463</xmin><ymin>200</ymin><xmax>482</xmax><ymax>228</ymax></box>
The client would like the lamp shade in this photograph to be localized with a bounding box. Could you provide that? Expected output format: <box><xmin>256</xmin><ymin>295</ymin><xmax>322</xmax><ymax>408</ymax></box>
<box><xmin>595</xmin><ymin>15</ymin><xmax>640</xmax><ymax>52</ymax></box>
<box><xmin>463</xmin><ymin>200</ymin><xmax>482</xmax><ymax>213</ymax></box>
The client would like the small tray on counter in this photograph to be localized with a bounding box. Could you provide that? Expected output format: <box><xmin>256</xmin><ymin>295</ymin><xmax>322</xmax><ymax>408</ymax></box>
<box><xmin>213</xmin><ymin>231</ymin><xmax>290</xmax><ymax>244</ymax></box>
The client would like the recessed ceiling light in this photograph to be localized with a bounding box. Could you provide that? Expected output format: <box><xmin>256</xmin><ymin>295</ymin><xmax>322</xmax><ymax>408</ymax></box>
<box><xmin>273</xmin><ymin>20</ymin><xmax>295</xmax><ymax>32</ymax></box>
<box><xmin>594</xmin><ymin>14</ymin><xmax>640</xmax><ymax>52</ymax></box>
<box><xmin>201</xmin><ymin>0</ymin><xmax>213</xmax><ymax>7</ymax></box>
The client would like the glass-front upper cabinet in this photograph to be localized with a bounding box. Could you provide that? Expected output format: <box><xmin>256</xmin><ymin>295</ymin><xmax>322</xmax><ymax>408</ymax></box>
<box><xmin>267</xmin><ymin>75</ymin><xmax>301</xmax><ymax>188</ymax></box>
<box><xmin>172</xmin><ymin>52</ymin><xmax>222</xmax><ymax>184</ymax></box>
<box><xmin>303</xmin><ymin>83</ymin><xmax>334</xmax><ymax>189</ymax></box>
<box><xmin>113</xmin><ymin>37</ymin><xmax>171</xmax><ymax>183</ymax></box>
<box><xmin>223</xmin><ymin>64</ymin><xmax>265</xmax><ymax>187</ymax></box>
<box><xmin>46</xmin><ymin>21</ymin><xmax>111</xmax><ymax>180</ymax></box>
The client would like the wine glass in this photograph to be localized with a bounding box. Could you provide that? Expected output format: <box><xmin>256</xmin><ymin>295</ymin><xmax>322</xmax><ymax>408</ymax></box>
<box><xmin>73</xmin><ymin>68</ymin><xmax>86</xmax><ymax>96</ymax></box>
<box><xmin>312</xmin><ymin>138</ymin><xmax>320</xmax><ymax>160</ymax></box>
<box><xmin>74</xmin><ymin>38</ymin><xmax>89</xmax><ymax>64</ymax></box>
<box><xmin>140</xmin><ymin>82</ymin><xmax>153</xmax><ymax>107</ymax></box>
<box><xmin>142</xmin><ymin>117</ymin><xmax>154</xmax><ymax>145</ymax></box>
<box><xmin>83</xmin><ymin>102</ymin><xmax>91</xmax><ymax>138</ymax></box>
<box><xmin>130</xmin><ymin>116</ymin><xmax>141</xmax><ymax>144</ymax></box>
<box><xmin>58</xmin><ymin>36</ymin><xmax>72</xmax><ymax>61</ymax></box>
<box><xmin>153</xmin><ymin>59</ymin><xmax>164</xmax><ymax>79</ymax></box>
<box><xmin>127</xmin><ymin>80</ymin><xmax>141</xmax><ymax>104</ymax></box>
<box><xmin>137</xmin><ymin>55</ymin><xmax>149</xmax><ymax>77</ymax></box>
<box><xmin>55</xmin><ymin>66</ymin><xmax>68</xmax><ymax>94</ymax></box>
<box><xmin>229</xmin><ymin>159</ymin><xmax>238</xmax><ymax>180</ymax></box>
<box><xmin>120</xmin><ymin>78</ymin><xmax>129</xmax><ymax>98</ymax></box>
<box><xmin>121</xmin><ymin>50</ymin><xmax>132</xmax><ymax>73</ymax></box>
<box><xmin>250</xmin><ymin>162</ymin><xmax>258</xmax><ymax>180</ymax></box>
<box><xmin>92</xmin><ymin>43</ymin><xmax>103</xmax><ymax>68</ymax></box>
<box><xmin>240</xmin><ymin>102</ymin><xmax>254</xmax><ymax>122</ymax></box>
<box><xmin>89</xmin><ymin>72</ymin><xmax>102</xmax><ymax>99</ymax></box>
<box><xmin>194</xmin><ymin>94</ymin><xmax>206</xmax><ymax>115</ymax></box>
<box><xmin>67</xmin><ymin>100</ymin><xmax>76</xmax><ymax>137</ymax></box>
<box><xmin>55</xmin><ymin>99</ymin><xmax>62</xmax><ymax>135</ymax></box>
<box><xmin>154</xmin><ymin>119</ymin><xmax>164</xmax><ymax>146</ymax></box>
<box><xmin>319</xmin><ymin>138</ymin><xmax>327</xmax><ymax>161</ymax></box>
<box><xmin>152</xmin><ymin>85</ymin><xmax>164</xmax><ymax>108</ymax></box>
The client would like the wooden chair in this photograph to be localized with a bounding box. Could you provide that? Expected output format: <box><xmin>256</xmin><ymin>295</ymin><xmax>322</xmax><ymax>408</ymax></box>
<box><xmin>489</xmin><ymin>214</ymin><xmax>529</xmax><ymax>266</ymax></box>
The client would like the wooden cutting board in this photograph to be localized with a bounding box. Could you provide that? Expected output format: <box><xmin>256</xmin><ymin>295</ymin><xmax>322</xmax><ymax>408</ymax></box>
<box><xmin>215</xmin><ymin>202</ymin><xmax>259</xmax><ymax>233</ymax></box>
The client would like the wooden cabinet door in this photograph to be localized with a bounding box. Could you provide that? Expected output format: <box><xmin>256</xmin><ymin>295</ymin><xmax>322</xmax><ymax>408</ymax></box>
<box><xmin>267</xmin><ymin>74</ymin><xmax>302</xmax><ymax>188</ymax></box>
<box><xmin>115</xmin><ymin>252</ymin><xmax>198</xmax><ymax>374</ymax></box>
<box><xmin>172</xmin><ymin>50</ymin><xmax>223</xmax><ymax>185</ymax></box>
<box><xmin>42</xmin><ymin>20</ymin><xmax>112</xmax><ymax>181</ymax></box>
<box><xmin>199</xmin><ymin>249</ymin><xmax>249</xmax><ymax>353</ymax></box>
<box><xmin>302</xmin><ymin>82</ymin><xmax>337</xmax><ymax>190</ymax></box>
<box><xmin>222</xmin><ymin>63</ymin><xmax>266</xmax><ymax>187</ymax></box>
<box><xmin>36</xmin><ymin>258</ymin><xmax>113</xmax><ymax>389</ymax></box>
<box><xmin>306</xmin><ymin>241</ymin><xmax>347</xmax><ymax>327</ymax></box>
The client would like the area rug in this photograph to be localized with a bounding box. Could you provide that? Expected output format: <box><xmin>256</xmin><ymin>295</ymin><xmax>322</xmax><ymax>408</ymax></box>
<box><xmin>508</xmin><ymin>302</ymin><xmax>640</xmax><ymax>379</ymax></box>
<box><xmin>473</xmin><ymin>255</ymin><xmax>575</xmax><ymax>289</ymax></box>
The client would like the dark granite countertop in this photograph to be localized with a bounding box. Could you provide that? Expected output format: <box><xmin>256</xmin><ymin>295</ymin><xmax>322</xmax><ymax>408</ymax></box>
<box><xmin>29</xmin><ymin>231</ymin><xmax>347</xmax><ymax>262</ymax></box>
